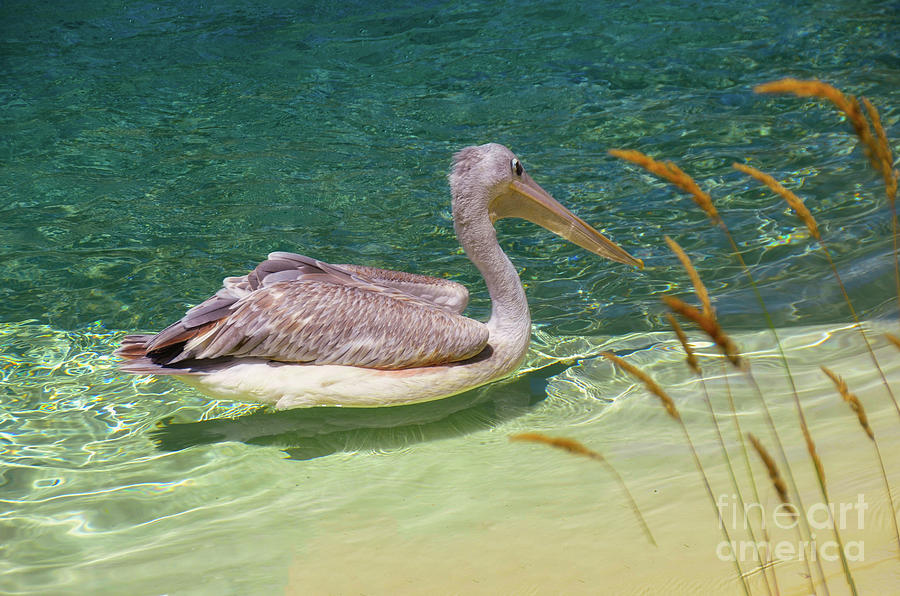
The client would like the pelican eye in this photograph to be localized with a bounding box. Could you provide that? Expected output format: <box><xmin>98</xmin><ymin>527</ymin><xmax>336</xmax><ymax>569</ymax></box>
<box><xmin>511</xmin><ymin>158</ymin><xmax>523</xmax><ymax>177</ymax></box>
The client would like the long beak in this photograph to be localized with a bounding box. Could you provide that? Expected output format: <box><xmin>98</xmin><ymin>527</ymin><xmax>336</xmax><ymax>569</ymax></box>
<box><xmin>490</xmin><ymin>175</ymin><xmax>643</xmax><ymax>269</ymax></box>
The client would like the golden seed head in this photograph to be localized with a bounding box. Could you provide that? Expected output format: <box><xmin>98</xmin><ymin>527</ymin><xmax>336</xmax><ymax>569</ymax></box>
<box><xmin>748</xmin><ymin>433</ymin><xmax>792</xmax><ymax>511</ymax></box>
<box><xmin>665</xmin><ymin>312</ymin><xmax>700</xmax><ymax>374</ymax></box>
<box><xmin>601</xmin><ymin>351</ymin><xmax>681</xmax><ymax>420</ymax></box>
<box><xmin>732</xmin><ymin>163</ymin><xmax>820</xmax><ymax>241</ymax></box>
<box><xmin>662</xmin><ymin>295</ymin><xmax>742</xmax><ymax>367</ymax></box>
<box><xmin>510</xmin><ymin>432</ymin><xmax>605</xmax><ymax>460</ymax></box>
<box><xmin>664</xmin><ymin>235</ymin><xmax>714</xmax><ymax>318</ymax></box>
<box><xmin>609</xmin><ymin>149</ymin><xmax>720</xmax><ymax>223</ymax></box>
<box><xmin>821</xmin><ymin>366</ymin><xmax>875</xmax><ymax>441</ymax></box>
<box><xmin>755</xmin><ymin>78</ymin><xmax>896</xmax><ymax>206</ymax></box>
<box><xmin>886</xmin><ymin>333</ymin><xmax>900</xmax><ymax>351</ymax></box>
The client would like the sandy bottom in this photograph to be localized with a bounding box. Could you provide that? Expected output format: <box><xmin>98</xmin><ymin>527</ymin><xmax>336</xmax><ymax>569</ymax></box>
<box><xmin>282</xmin><ymin>322</ymin><xmax>900</xmax><ymax>595</ymax></box>
<box><xmin>5</xmin><ymin>321</ymin><xmax>898</xmax><ymax>595</ymax></box>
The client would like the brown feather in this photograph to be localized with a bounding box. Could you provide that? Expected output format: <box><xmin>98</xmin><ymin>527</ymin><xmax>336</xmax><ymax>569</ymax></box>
<box><xmin>117</xmin><ymin>252</ymin><xmax>488</xmax><ymax>372</ymax></box>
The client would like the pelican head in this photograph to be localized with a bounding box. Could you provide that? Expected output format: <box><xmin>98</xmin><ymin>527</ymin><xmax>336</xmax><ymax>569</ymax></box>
<box><xmin>449</xmin><ymin>143</ymin><xmax>643</xmax><ymax>268</ymax></box>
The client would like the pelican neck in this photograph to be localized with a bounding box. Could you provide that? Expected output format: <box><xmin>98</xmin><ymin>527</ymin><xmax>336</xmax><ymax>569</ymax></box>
<box><xmin>454</xmin><ymin>213</ymin><xmax>531</xmax><ymax>344</ymax></box>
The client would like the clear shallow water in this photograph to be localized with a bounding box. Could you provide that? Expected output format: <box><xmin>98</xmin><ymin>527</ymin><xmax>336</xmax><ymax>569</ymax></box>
<box><xmin>1</xmin><ymin>1</ymin><xmax>899</xmax><ymax>593</ymax></box>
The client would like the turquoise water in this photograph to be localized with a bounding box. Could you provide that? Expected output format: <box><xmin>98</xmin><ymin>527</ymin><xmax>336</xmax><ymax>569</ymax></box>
<box><xmin>2</xmin><ymin>1</ymin><xmax>899</xmax><ymax>593</ymax></box>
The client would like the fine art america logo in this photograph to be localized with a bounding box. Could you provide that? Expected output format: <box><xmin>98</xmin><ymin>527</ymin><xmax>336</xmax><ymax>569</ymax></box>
<box><xmin>715</xmin><ymin>493</ymin><xmax>867</xmax><ymax>562</ymax></box>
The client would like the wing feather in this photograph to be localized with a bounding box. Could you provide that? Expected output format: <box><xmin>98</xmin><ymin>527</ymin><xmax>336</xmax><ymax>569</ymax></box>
<box><xmin>330</xmin><ymin>263</ymin><xmax>470</xmax><ymax>314</ymax></box>
<box><xmin>183</xmin><ymin>280</ymin><xmax>488</xmax><ymax>369</ymax></box>
<box><xmin>131</xmin><ymin>252</ymin><xmax>487</xmax><ymax>371</ymax></box>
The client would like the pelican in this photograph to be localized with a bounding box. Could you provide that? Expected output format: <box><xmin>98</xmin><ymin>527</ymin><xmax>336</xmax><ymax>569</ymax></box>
<box><xmin>116</xmin><ymin>143</ymin><xmax>642</xmax><ymax>408</ymax></box>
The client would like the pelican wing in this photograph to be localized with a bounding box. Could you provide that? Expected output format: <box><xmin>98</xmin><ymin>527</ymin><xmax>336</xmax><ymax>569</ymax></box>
<box><xmin>330</xmin><ymin>262</ymin><xmax>470</xmax><ymax>314</ymax></box>
<box><xmin>133</xmin><ymin>252</ymin><xmax>488</xmax><ymax>370</ymax></box>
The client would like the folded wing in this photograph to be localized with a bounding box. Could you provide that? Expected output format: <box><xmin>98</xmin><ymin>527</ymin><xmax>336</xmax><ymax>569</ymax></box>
<box><xmin>117</xmin><ymin>252</ymin><xmax>488</xmax><ymax>371</ymax></box>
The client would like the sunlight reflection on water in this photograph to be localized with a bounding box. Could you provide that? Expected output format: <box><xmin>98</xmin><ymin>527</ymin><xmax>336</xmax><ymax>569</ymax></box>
<box><xmin>2</xmin><ymin>0</ymin><xmax>898</xmax><ymax>592</ymax></box>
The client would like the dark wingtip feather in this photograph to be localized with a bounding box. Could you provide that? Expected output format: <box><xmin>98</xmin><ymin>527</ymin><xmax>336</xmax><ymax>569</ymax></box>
<box><xmin>117</xmin><ymin>355</ymin><xmax>208</xmax><ymax>375</ymax></box>
<box><xmin>115</xmin><ymin>334</ymin><xmax>196</xmax><ymax>375</ymax></box>
<box><xmin>114</xmin><ymin>334</ymin><xmax>154</xmax><ymax>359</ymax></box>
<box><xmin>118</xmin><ymin>357</ymin><xmax>173</xmax><ymax>374</ymax></box>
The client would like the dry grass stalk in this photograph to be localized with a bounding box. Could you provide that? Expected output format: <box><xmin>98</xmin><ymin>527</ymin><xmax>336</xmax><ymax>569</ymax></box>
<box><xmin>665</xmin><ymin>312</ymin><xmax>700</xmax><ymax>374</ymax></box>
<box><xmin>613</xmin><ymin>141</ymin><xmax>826</xmax><ymax>589</ymax></box>
<box><xmin>802</xmin><ymin>428</ymin><xmax>827</xmax><ymax>490</ymax></box>
<box><xmin>821</xmin><ymin>367</ymin><xmax>874</xmax><ymax>440</ymax></box>
<box><xmin>758</xmin><ymin>79</ymin><xmax>900</xmax><ymax>327</ymax></box>
<box><xmin>820</xmin><ymin>367</ymin><xmax>900</xmax><ymax>560</ymax></box>
<box><xmin>748</xmin><ymin>433</ymin><xmax>793</xmax><ymax>515</ymax></box>
<box><xmin>735</xmin><ymin>154</ymin><xmax>900</xmax><ymax>420</ymax></box>
<box><xmin>668</xmin><ymin>318</ymin><xmax>779</xmax><ymax>593</ymax></box>
<box><xmin>599</xmin><ymin>354</ymin><xmax>752</xmax><ymax>595</ymax></box>
<box><xmin>755</xmin><ymin>78</ymin><xmax>897</xmax><ymax>205</ymax></box>
<box><xmin>732</xmin><ymin>163</ymin><xmax>820</xmax><ymax>240</ymax></box>
<box><xmin>608</xmin><ymin>149</ymin><xmax>721</xmax><ymax>223</ymax></box>
<box><xmin>755</xmin><ymin>79</ymin><xmax>874</xmax><ymax>159</ymax></box>
<box><xmin>716</xmin><ymin>363</ymin><xmax>787</xmax><ymax>596</ymax></box>
<box><xmin>601</xmin><ymin>351</ymin><xmax>680</xmax><ymax>419</ymax></box>
<box><xmin>664</xmin><ymin>235</ymin><xmax>715</xmax><ymax>318</ymax></box>
<box><xmin>736</xmin><ymin>160</ymin><xmax>900</xmax><ymax>422</ymax></box>
<box><xmin>510</xmin><ymin>432</ymin><xmax>603</xmax><ymax>459</ymax></box>
<box><xmin>861</xmin><ymin>97</ymin><xmax>899</xmax><ymax>205</ymax></box>
<box><xmin>509</xmin><ymin>432</ymin><xmax>657</xmax><ymax>547</ymax></box>
<box><xmin>662</xmin><ymin>295</ymin><xmax>742</xmax><ymax>367</ymax></box>
<box><xmin>862</xmin><ymin>97</ymin><xmax>900</xmax><ymax>324</ymax></box>
<box><xmin>612</xmin><ymin>84</ymin><xmax>867</xmax><ymax>592</ymax></box>
<box><xmin>862</xmin><ymin>97</ymin><xmax>900</xmax><ymax>319</ymax></box>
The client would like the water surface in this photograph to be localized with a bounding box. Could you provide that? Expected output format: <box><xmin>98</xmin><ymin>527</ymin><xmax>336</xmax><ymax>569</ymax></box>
<box><xmin>1</xmin><ymin>1</ymin><xmax>898</xmax><ymax>593</ymax></box>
